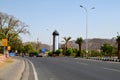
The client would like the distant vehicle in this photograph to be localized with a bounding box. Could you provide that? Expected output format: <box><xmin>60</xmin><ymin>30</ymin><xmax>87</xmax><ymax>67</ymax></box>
<box><xmin>36</xmin><ymin>53</ymin><xmax>43</xmax><ymax>57</ymax></box>
<box><xmin>29</xmin><ymin>53</ymin><xmax>34</xmax><ymax>57</ymax></box>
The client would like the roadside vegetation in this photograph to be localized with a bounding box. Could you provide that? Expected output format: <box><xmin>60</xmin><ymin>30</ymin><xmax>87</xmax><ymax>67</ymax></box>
<box><xmin>48</xmin><ymin>35</ymin><xmax>120</xmax><ymax>59</ymax></box>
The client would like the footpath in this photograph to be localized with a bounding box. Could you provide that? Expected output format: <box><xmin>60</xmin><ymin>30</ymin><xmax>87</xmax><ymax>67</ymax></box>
<box><xmin>0</xmin><ymin>56</ymin><xmax>29</xmax><ymax>80</ymax></box>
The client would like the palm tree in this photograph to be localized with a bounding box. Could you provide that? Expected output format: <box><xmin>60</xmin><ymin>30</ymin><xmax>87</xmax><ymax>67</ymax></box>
<box><xmin>75</xmin><ymin>37</ymin><xmax>83</xmax><ymax>57</ymax></box>
<box><xmin>63</xmin><ymin>37</ymin><xmax>71</xmax><ymax>50</ymax></box>
<box><xmin>62</xmin><ymin>37</ymin><xmax>71</xmax><ymax>55</ymax></box>
<box><xmin>116</xmin><ymin>35</ymin><xmax>120</xmax><ymax>59</ymax></box>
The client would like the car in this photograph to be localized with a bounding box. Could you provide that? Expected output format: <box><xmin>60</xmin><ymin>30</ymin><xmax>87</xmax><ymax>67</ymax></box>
<box><xmin>36</xmin><ymin>54</ymin><xmax>43</xmax><ymax>57</ymax></box>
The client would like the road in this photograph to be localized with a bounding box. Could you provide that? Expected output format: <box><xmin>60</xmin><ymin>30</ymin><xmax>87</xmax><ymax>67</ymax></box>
<box><xmin>27</xmin><ymin>57</ymin><xmax>120</xmax><ymax>80</ymax></box>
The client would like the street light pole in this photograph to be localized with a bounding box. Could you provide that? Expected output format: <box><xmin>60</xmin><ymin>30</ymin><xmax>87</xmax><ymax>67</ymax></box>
<box><xmin>80</xmin><ymin>5</ymin><xmax>94</xmax><ymax>56</ymax></box>
<box><xmin>80</xmin><ymin>5</ymin><xmax>88</xmax><ymax>55</ymax></box>
<box><xmin>46</xmin><ymin>29</ymin><xmax>52</xmax><ymax>51</ymax></box>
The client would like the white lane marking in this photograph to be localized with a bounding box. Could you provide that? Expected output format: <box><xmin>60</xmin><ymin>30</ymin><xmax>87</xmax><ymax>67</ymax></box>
<box><xmin>27</xmin><ymin>59</ymin><xmax>38</xmax><ymax>80</ymax></box>
<box><xmin>103</xmin><ymin>67</ymin><xmax>120</xmax><ymax>73</ymax></box>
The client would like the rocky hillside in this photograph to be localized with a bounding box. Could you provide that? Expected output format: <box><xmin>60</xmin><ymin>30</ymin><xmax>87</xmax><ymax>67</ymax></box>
<box><xmin>68</xmin><ymin>38</ymin><xmax>116</xmax><ymax>51</ymax></box>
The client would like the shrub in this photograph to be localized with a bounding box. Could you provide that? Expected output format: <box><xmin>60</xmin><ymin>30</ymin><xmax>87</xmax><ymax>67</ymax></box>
<box><xmin>55</xmin><ymin>49</ymin><xmax>62</xmax><ymax>56</ymax></box>
<box><xmin>90</xmin><ymin>50</ymin><xmax>102</xmax><ymax>57</ymax></box>
<box><xmin>81</xmin><ymin>50</ymin><xmax>86</xmax><ymax>57</ymax></box>
<box><xmin>48</xmin><ymin>51</ymin><xmax>53</xmax><ymax>56</ymax></box>
<box><xmin>66</xmin><ymin>48</ymin><xmax>73</xmax><ymax>56</ymax></box>
<box><xmin>29</xmin><ymin>50</ymin><xmax>38</xmax><ymax>57</ymax></box>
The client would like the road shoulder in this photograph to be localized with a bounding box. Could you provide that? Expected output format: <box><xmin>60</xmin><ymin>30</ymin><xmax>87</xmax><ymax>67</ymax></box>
<box><xmin>0</xmin><ymin>57</ymin><xmax>25</xmax><ymax>80</ymax></box>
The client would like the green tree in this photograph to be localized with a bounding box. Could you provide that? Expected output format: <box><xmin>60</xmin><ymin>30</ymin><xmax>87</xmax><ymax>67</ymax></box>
<box><xmin>23</xmin><ymin>43</ymin><xmax>34</xmax><ymax>54</ymax></box>
<box><xmin>9</xmin><ymin>35</ymin><xmax>23</xmax><ymax>53</ymax></box>
<box><xmin>0</xmin><ymin>12</ymin><xmax>29</xmax><ymax>39</ymax></box>
<box><xmin>100</xmin><ymin>43</ymin><xmax>116</xmax><ymax>56</ymax></box>
<box><xmin>0</xmin><ymin>12</ymin><xmax>29</xmax><ymax>54</ymax></box>
<box><xmin>75</xmin><ymin>37</ymin><xmax>83</xmax><ymax>57</ymax></box>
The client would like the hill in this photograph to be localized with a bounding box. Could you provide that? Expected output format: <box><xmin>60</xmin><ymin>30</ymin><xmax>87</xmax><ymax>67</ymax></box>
<box><xmin>68</xmin><ymin>38</ymin><xmax>116</xmax><ymax>51</ymax></box>
<box><xmin>24</xmin><ymin>38</ymin><xmax>116</xmax><ymax>51</ymax></box>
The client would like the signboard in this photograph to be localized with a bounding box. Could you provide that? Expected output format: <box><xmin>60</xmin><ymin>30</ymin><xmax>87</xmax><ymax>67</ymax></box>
<box><xmin>9</xmin><ymin>53</ymin><xmax>16</xmax><ymax>57</ymax></box>
<box><xmin>2</xmin><ymin>39</ymin><xmax>8</xmax><ymax>46</ymax></box>
<box><xmin>42</xmin><ymin>48</ymin><xmax>46</xmax><ymax>53</ymax></box>
<box><xmin>7</xmin><ymin>46</ymin><xmax>11</xmax><ymax>50</ymax></box>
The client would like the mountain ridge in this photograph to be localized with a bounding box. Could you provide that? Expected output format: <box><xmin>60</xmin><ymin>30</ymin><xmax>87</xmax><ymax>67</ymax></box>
<box><xmin>69</xmin><ymin>38</ymin><xmax>116</xmax><ymax>51</ymax></box>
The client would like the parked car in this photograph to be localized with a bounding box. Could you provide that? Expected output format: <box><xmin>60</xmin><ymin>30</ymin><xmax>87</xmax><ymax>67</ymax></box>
<box><xmin>36</xmin><ymin>53</ymin><xmax>43</xmax><ymax>57</ymax></box>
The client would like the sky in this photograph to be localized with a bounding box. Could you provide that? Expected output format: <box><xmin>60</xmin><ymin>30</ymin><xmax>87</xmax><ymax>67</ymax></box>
<box><xmin>0</xmin><ymin>0</ymin><xmax>120</xmax><ymax>44</ymax></box>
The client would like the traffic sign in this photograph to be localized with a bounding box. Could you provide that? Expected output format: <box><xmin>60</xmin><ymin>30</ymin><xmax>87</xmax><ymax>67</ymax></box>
<box><xmin>2</xmin><ymin>39</ymin><xmax>8</xmax><ymax>46</ymax></box>
<box><xmin>7</xmin><ymin>46</ymin><xmax>11</xmax><ymax>50</ymax></box>
<box><xmin>42</xmin><ymin>48</ymin><xmax>46</xmax><ymax>53</ymax></box>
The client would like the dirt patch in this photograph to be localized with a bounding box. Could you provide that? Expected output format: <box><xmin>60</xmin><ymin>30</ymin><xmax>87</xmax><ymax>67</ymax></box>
<box><xmin>0</xmin><ymin>57</ymin><xmax>14</xmax><ymax>68</ymax></box>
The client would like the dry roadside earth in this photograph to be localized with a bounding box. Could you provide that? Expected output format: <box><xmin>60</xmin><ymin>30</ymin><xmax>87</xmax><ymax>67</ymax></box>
<box><xmin>0</xmin><ymin>57</ymin><xmax>14</xmax><ymax>69</ymax></box>
<box><xmin>0</xmin><ymin>57</ymin><xmax>25</xmax><ymax>80</ymax></box>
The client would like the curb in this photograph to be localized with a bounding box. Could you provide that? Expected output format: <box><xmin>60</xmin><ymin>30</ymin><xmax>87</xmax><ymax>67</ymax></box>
<box><xmin>20</xmin><ymin>59</ymin><xmax>29</xmax><ymax>80</ymax></box>
<box><xmin>89</xmin><ymin>57</ymin><xmax>120</xmax><ymax>62</ymax></box>
<box><xmin>13</xmin><ymin>57</ymin><xmax>26</xmax><ymax>80</ymax></box>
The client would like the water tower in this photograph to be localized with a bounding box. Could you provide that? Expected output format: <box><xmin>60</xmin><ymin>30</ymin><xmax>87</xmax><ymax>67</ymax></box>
<box><xmin>52</xmin><ymin>30</ymin><xmax>59</xmax><ymax>52</ymax></box>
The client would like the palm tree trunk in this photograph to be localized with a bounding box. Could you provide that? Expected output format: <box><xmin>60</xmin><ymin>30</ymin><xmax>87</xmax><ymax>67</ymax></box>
<box><xmin>79</xmin><ymin>44</ymin><xmax>81</xmax><ymax>57</ymax></box>
<box><xmin>118</xmin><ymin>44</ymin><xmax>120</xmax><ymax>59</ymax></box>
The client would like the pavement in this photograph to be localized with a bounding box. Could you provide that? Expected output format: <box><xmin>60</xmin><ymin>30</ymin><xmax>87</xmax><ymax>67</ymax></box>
<box><xmin>0</xmin><ymin>56</ymin><xmax>119</xmax><ymax>80</ymax></box>
<box><xmin>28</xmin><ymin>57</ymin><xmax>120</xmax><ymax>80</ymax></box>
<box><xmin>0</xmin><ymin>56</ymin><xmax>29</xmax><ymax>80</ymax></box>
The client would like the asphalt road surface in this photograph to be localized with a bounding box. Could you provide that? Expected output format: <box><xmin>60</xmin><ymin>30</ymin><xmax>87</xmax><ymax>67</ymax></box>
<box><xmin>27</xmin><ymin>57</ymin><xmax>120</xmax><ymax>80</ymax></box>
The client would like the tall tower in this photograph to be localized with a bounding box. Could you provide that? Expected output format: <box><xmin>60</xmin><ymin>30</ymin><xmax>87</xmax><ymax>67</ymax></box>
<box><xmin>52</xmin><ymin>30</ymin><xmax>59</xmax><ymax>52</ymax></box>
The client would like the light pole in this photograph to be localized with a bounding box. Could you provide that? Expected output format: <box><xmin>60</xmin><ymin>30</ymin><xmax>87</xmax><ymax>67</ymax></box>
<box><xmin>46</xmin><ymin>29</ymin><xmax>52</xmax><ymax>51</ymax></box>
<box><xmin>36</xmin><ymin>37</ymin><xmax>39</xmax><ymax>51</ymax></box>
<box><xmin>80</xmin><ymin>5</ymin><xmax>94</xmax><ymax>56</ymax></box>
